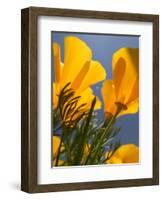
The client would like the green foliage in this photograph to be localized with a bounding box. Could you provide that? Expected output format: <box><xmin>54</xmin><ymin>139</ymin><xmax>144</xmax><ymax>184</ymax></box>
<box><xmin>53</xmin><ymin>83</ymin><xmax>121</xmax><ymax>166</ymax></box>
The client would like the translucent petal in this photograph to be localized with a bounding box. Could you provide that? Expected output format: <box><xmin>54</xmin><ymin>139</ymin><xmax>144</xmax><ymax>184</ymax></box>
<box><xmin>101</xmin><ymin>80</ymin><xmax>116</xmax><ymax>115</ymax></box>
<box><xmin>107</xmin><ymin>144</ymin><xmax>139</xmax><ymax>164</ymax></box>
<box><xmin>53</xmin><ymin>136</ymin><xmax>61</xmax><ymax>157</ymax></box>
<box><xmin>112</xmin><ymin>48</ymin><xmax>139</xmax><ymax>104</ymax></box>
<box><xmin>77</xmin><ymin>60</ymin><xmax>106</xmax><ymax>93</ymax></box>
<box><xmin>71</xmin><ymin>61</ymin><xmax>90</xmax><ymax>90</ymax></box>
<box><xmin>61</xmin><ymin>36</ymin><xmax>92</xmax><ymax>88</ymax></box>
<box><xmin>53</xmin><ymin>43</ymin><xmax>62</xmax><ymax>83</ymax></box>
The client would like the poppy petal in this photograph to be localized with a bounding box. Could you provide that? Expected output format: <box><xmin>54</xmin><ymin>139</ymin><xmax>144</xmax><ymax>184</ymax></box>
<box><xmin>61</xmin><ymin>36</ymin><xmax>92</xmax><ymax>88</ymax></box>
<box><xmin>101</xmin><ymin>80</ymin><xmax>117</xmax><ymax>115</ymax></box>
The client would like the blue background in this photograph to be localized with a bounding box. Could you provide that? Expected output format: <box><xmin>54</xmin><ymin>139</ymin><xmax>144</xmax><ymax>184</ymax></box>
<box><xmin>52</xmin><ymin>32</ymin><xmax>139</xmax><ymax>146</ymax></box>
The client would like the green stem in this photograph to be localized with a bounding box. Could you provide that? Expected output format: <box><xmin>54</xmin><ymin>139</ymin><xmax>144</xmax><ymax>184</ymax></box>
<box><xmin>64</xmin><ymin>132</ymin><xmax>73</xmax><ymax>165</ymax></box>
<box><xmin>73</xmin><ymin>97</ymin><xmax>96</xmax><ymax>165</ymax></box>
<box><xmin>86</xmin><ymin>115</ymin><xmax>115</xmax><ymax>165</ymax></box>
<box><xmin>86</xmin><ymin>104</ymin><xmax>123</xmax><ymax>165</ymax></box>
<box><xmin>55</xmin><ymin>133</ymin><xmax>64</xmax><ymax>166</ymax></box>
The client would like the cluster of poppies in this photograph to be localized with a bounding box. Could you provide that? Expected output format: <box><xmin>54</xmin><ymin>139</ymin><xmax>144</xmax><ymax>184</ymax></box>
<box><xmin>52</xmin><ymin>36</ymin><xmax>139</xmax><ymax>166</ymax></box>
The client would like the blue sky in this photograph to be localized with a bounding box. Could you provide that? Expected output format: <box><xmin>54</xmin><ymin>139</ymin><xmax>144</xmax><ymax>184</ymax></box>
<box><xmin>52</xmin><ymin>31</ymin><xmax>139</xmax><ymax>146</ymax></box>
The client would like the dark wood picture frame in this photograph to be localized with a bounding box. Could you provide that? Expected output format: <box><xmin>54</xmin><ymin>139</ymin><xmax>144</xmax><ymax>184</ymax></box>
<box><xmin>21</xmin><ymin>7</ymin><xmax>159</xmax><ymax>193</ymax></box>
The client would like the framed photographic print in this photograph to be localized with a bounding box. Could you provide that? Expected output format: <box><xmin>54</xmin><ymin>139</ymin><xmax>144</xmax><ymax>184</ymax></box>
<box><xmin>21</xmin><ymin>7</ymin><xmax>159</xmax><ymax>193</ymax></box>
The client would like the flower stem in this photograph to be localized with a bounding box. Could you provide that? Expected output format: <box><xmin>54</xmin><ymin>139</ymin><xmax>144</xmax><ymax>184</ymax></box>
<box><xmin>85</xmin><ymin>103</ymin><xmax>123</xmax><ymax>165</ymax></box>
<box><xmin>55</xmin><ymin>133</ymin><xmax>64</xmax><ymax>166</ymax></box>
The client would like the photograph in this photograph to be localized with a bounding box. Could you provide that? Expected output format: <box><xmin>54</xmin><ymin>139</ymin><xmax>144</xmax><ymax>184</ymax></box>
<box><xmin>52</xmin><ymin>32</ymin><xmax>139</xmax><ymax>167</ymax></box>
